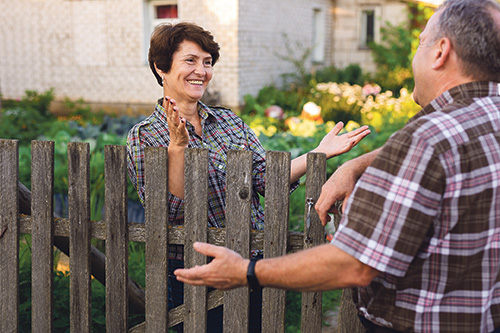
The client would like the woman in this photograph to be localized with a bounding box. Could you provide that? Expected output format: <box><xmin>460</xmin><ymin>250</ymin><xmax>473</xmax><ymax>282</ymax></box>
<box><xmin>127</xmin><ymin>22</ymin><xmax>370</xmax><ymax>331</ymax></box>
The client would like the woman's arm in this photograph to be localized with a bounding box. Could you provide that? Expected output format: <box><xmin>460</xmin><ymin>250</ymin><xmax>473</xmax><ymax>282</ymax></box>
<box><xmin>289</xmin><ymin>122</ymin><xmax>370</xmax><ymax>184</ymax></box>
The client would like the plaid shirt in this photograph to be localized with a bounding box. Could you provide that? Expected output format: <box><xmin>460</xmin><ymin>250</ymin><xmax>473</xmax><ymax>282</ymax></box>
<box><xmin>334</xmin><ymin>81</ymin><xmax>500</xmax><ymax>332</ymax></box>
<box><xmin>127</xmin><ymin>101</ymin><xmax>297</xmax><ymax>230</ymax></box>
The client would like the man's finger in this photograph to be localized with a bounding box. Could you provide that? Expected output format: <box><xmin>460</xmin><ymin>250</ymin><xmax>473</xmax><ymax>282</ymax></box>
<box><xmin>193</xmin><ymin>241</ymin><xmax>221</xmax><ymax>258</ymax></box>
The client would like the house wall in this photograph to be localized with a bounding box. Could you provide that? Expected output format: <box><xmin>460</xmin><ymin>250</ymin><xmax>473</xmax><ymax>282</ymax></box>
<box><xmin>0</xmin><ymin>0</ymin><xmax>239</xmax><ymax>112</ymax></box>
<box><xmin>0</xmin><ymin>0</ymin><xmax>412</xmax><ymax>113</ymax></box>
<box><xmin>238</xmin><ymin>0</ymin><xmax>334</xmax><ymax>105</ymax></box>
<box><xmin>331</xmin><ymin>0</ymin><xmax>408</xmax><ymax>73</ymax></box>
<box><xmin>1</xmin><ymin>0</ymin><xmax>154</xmax><ymax>114</ymax></box>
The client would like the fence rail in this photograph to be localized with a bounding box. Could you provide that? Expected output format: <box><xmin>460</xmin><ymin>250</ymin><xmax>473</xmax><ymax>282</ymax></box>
<box><xmin>0</xmin><ymin>138</ymin><xmax>362</xmax><ymax>332</ymax></box>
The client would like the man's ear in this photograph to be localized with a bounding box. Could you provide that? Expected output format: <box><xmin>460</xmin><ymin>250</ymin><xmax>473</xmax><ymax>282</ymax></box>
<box><xmin>432</xmin><ymin>37</ymin><xmax>452</xmax><ymax>70</ymax></box>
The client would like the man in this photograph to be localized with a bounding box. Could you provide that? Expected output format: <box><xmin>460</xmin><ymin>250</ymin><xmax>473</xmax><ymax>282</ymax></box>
<box><xmin>175</xmin><ymin>0</ymin><xmax>500</xmax><ymax>331</ymax></box>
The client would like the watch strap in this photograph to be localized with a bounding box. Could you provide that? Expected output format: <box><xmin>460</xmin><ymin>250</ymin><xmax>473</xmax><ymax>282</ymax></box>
<box><xmin>246</xmin><ymin>257</ymin><xmax>262</xmax><ymax>291</ymax></box>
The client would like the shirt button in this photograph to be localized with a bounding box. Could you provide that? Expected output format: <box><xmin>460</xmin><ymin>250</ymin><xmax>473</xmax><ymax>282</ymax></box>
<box><xmin>218</xmin><ymin>165</ymin><xmax>223</xmax><ymax>169</ymax></box>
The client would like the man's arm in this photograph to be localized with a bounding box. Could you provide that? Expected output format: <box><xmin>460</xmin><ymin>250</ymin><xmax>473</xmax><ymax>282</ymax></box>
<box><xmin>174</xmin><ymin>242</ymin><xmax>379</xmax><ymax>292</ymax></box>
<box><xmin>315</xmin><ymin>147</ymin><xmax>382</xmax><ymax>225</ymax></box>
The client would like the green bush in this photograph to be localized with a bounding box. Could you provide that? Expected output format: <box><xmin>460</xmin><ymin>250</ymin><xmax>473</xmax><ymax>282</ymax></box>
<box><xmin>308</xmin><ymin>64</ymin><xmax>365</xmax><ymax>86</ymax></box>
<box><xmin>368</xmin><ymin>2</ymin><xmax>434</xmax><ymax>94</ymax></box>
<box><xmin>0</xmin><ymin>89</ymin><xmax>56</xmax><ymax>146</ymax></box>
<box><xmin>2</xmin><ymin>90</ymin><xmax>143</xmax><ymax>219</ymax></box>
<box><xmin>18</xmin><ymin>235</ymin><xmax>145</xmax><ymax>332</ymax></box>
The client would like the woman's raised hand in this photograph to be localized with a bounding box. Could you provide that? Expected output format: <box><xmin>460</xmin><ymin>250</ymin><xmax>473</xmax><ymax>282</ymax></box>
<box><xmin>314</xmin><ymin>122</ymin><xmax>371</xmax><ymax>159</ymax></box>
<box><xmin>164</xmin><ymin>96</ymin><xmax>190</xmax><ymax>148</ymax></box>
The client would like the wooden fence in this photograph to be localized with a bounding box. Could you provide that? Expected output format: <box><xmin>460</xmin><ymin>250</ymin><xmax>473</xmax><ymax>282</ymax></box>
<box><xmin>0</xmin><ymin>138</ymin><xmax>364</xmax><ymax>332</ymax></box>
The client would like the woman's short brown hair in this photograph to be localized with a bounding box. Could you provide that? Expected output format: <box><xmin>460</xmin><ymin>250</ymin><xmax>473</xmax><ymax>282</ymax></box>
<box><xmin>148</xmin><ymin>22</ymin><xmax>220</xmax><ymax>86</ymax></box>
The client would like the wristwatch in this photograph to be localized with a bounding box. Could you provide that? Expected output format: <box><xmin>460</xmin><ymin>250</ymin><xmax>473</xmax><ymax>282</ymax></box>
<box><xmin>246</xmin><ymin>257</ymin><xmax>262</xmax><ymax>291</ymax></box>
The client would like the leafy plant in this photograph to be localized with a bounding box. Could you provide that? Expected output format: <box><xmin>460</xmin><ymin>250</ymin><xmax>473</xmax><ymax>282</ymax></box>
<box><xmin>18</xmin><ymin>236</ymin><xmax>145</xmax><ymax>332</ymax></box>
<box><xmin>307</xmin><ymin>64</ymin><xmax>365</xmax><ymax>86</ymax></box>
<box><xmin>368</xmin><ymin>2</ymin><xmax>434</xmax><ymax>94</ymax></box>
<box><xmin>0</xmin><ymin>90</ymin><xmax>56</xmax><ymax>146</ymax></box>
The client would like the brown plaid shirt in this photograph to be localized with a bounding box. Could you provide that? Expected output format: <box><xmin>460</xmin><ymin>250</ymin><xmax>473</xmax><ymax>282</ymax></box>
<box><xmin>334</xmin><ymin>81</ymin><xmax>500</xmax><ymax>332</ymax></box>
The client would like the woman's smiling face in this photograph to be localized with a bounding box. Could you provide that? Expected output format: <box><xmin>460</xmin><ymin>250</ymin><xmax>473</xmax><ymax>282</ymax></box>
<box><xmin>162</xmin><ymin>40</ymin><xmax>213</xmax><ymax>103</ymax></box>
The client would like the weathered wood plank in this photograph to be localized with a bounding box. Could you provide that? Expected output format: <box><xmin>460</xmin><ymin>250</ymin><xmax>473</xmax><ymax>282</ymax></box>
<box><xmin>20</xmin><ymin>215</ymin><xmax>306</xmax><ymax>251</ymax></box>
<box><xmin>184</xmin><ymin>148</ymin><xmax>208</xmax><ymax>332</ymax></box>
<box><xmin>17</xmin><ymin>182</ymin><xmax>146</xmax><ymax>314</ymax></box>
<box><xmin>68</xmin><ymin>142</ymin><xmax>92</xmax><ymax>333</ymax></box>
<box><xmin>31</xmin><ymin>140</ymin><xmax>55</xmax><ymax>332</ymax></box>
<box><xmin>224</xmin><ymin>150</ymin><xmax>253</xmax><ymax>332</ymax></box>
<box><xmin>144</xmin><ymin>147</ymin><xmax>170</xmax><ymax>332</ymax></box>
<box><xmin>301</xmin><ymin>153</ymin><xmax>326</xmax><ymax>333</ymax></box>
<box><xmin>0</xmin><ymin>139</ymin><xmax>20</xmax><ymax>333</ymax></box>
<box><xmin>262</xmin><ymin>151</ymin><xmax>291</xmax><ymax>333</ymax></box>
<box><xmin>129</xmin><ymin>289</ymin><xmax>225</xmax><ymax>333</ymax></box>
<box><xmin>105</xmin><ymin>145</ymin><xmax>129</xmax><ymax>332</ymax></box>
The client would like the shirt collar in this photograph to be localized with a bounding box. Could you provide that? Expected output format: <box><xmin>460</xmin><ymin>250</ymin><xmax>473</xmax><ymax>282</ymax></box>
<box><xmin>409</xmin><ymin>81</ymin><xmax>500</xmax><ymax>123</ymax></box>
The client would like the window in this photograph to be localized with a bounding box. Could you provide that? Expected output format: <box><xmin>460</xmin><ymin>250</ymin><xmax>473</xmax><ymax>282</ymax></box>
<box><xmin>312</xmin><ymin>8</ymin><xmax>325</xmax><ymax>63</ymax></box>
<box><xmin>360</xmin><ymin>9</ymin><xmax>377</xmax><ymax>48</ymax></box>
<box><xmin>143</xmin><ymin>1</ymin><xmax>180</xmax><ymax>62</ymax></box>
<box><xmin>156</xmin><ymin>4</ymin><xmax>178</xmax><ymax>19</ymax></box>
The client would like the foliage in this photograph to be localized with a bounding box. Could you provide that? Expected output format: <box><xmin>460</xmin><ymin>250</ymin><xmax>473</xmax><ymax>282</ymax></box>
<box><xmin>0</xmin><ymin>89</ymin><xmax>56</xmax><ymax>146</ymax></box>
<box><xmin>2</xmin><ymin>90</ymin><xmax>144</xmax><ymax>220</ymax></box>
<box><xmin>368</xmin><ymin>2</ymin><xmax>434</xmax><ymax>94</ymax></box>
<box><xmin>307</xmin><ymin>64</ymin><xmax>365</xmax><ymax>86</ymax></box>
<box><xmin>242</xmin><ymin>64</ymin><xmax>370</xmax><ymax>125</ymax></box>
<box><xmin>246</xmin><ymin>82</ymin><xmax>420</xmax><ymax>231</ymax></box>
<box><xmin>18</xmin><ymin>235</ymin><xmax>145</xmax><ymax>332</ymax></box>
<box><xmin>312</xmin><ymin>82</ymin><xmax>364</xmax><ymax>123</ymax></box>
<box><xmin>285</xmin><ymin>288</ymin><xmax>342</xmax><ymax>332</ymax></box>
<box><xmin>241</xmin><ymin>85</ymin><xmax>307</xmax><ymax>117</ymax></box>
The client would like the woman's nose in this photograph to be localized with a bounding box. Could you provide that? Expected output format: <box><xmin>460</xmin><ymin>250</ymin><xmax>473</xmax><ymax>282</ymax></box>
<box><xmin>194</xmin><ymin>61</ymin><xmax>206</xmax><ymax>75</ymax></box>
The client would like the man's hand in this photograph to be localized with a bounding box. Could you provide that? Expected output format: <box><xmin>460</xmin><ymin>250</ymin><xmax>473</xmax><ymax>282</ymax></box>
<box><xmin>315</xmin><ymin>164</ymin><xmax>358</xmax><ymax>226</ymax></box>
<box><xmin>174</xmin><ymin>242</ymin><xmax>249</xmax><ymax>290</ymax></box>
<box><xmin>315</xmin><ymin>148</ymin><xmax>382</xmax><ymax>226</ymax></box>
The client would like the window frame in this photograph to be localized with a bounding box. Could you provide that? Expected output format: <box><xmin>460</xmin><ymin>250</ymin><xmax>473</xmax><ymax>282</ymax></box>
<box><xmin>312</xmin><ymin>7</ymin><xmax>326</xmax><ymax>63</ymax></box>
<box><xmin>143</xmin><ymin>0</ymin><xmax>180</xmax><ymax>63</ymax></box>
<box><xmin>359</xmin><ymin>6</ymin><xmax>380</xmax><ymax>49</ymax></box>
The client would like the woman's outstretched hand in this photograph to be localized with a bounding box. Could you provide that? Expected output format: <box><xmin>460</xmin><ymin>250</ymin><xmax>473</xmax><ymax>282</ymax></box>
<box><xmin>314</xmin><ymin>122</ymin><xmax>370</xmax><ymax>158</ymax></box>
<box><xmin>164</xmin><ymin>96</ymin><xmax>189</xmax><ymax>148</ymax></box>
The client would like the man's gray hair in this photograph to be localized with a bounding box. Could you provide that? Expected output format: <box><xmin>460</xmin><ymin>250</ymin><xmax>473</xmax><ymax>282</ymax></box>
<box><xmin>437</xmin><ymin>0</ymin><xmax>500</xmax><ymax>81</ymax></box>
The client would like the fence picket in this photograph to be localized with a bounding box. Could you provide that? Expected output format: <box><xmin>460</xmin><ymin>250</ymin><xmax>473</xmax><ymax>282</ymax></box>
<box><xmin>68</xmin><ymin>142</ymin><xmax>92</xmax><ymax>332</ymax></box>
<box><xmin>184</xmin><ymin>148</ymin><xmax>209</xmax><ymax>332</ymax></box>
<box><xmin>224</xmin><ymin>150</ymin><xmax>253</xmax><ymax>332</ymax></box>
<box><xmin>31</xmin><ymin>140</ymin><xmax>55</xmax><ymax>332</ymax></box>
<box><xmin>0</xmin><ymin>139</ymin><xmax>20</xmax><ymax>333</ymax></box>
<box><xmin>144</xmin><ymin>146</ymin><xmax>170</xmax><ymax>332</ymax></box>
<box><xmin>105</xmin><ymin>145</ymin><xmax>129</xmax><ymax>331</ymax></box>
<box><xmin>262</xmin><ymin>151</ymin><xmax>291</xmax><ymax>333</ymax></box>
<box><xmin>301</xmin><ymin>152</ymin><xmax>327</xmax><ymax>332</ymax></box>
